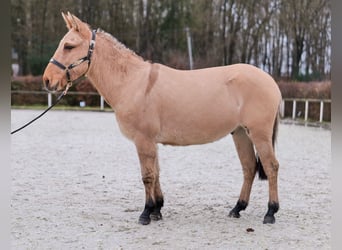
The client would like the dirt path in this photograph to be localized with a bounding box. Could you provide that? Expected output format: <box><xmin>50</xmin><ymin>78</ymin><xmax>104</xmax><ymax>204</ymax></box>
<box><xmin>11</xmin><ymin>110</ymin><xmax>331</xmax><ymax>249</ymax></box>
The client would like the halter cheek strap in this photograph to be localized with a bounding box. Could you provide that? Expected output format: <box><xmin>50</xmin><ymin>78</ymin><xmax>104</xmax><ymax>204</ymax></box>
<box><xmin>49</xmin><ymin>29</ymin><xmax>97</xmax><ymax>87</ymax></box>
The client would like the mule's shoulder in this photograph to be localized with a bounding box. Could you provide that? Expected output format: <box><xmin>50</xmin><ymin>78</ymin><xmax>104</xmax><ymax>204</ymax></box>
<box><xmin>144</xmin><ymin>63</ymin><xmax>160</xmax><ymax>95</ymax></box>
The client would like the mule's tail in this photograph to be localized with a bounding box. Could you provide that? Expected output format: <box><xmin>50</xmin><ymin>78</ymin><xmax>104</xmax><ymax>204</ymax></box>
<box><xmin>256</xmin><ymin>112</ymin><xmax>279</xmax><ymax>180</ymax></box>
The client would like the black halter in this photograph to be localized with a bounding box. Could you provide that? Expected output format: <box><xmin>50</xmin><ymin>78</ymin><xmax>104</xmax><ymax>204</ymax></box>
<box><xmin>49</xmin><ymin>29</ymin><xmax>97</xmax><ymax>85</ymax></box>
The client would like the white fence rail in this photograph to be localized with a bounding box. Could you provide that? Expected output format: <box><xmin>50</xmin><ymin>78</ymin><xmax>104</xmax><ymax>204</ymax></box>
<box><xmin>11</xmin><ymin>90</ymin><xmax>106</xmax><ymax>110</ymax></box>
<box><xmin>280</xmin><ymin>98</ymin><xmax>331</xmax><ymax>123</ymax></box>
<box><xmin>12</xmin><ymin>91</ymin><xmax>331</xmax><ymax>122</ymax></box>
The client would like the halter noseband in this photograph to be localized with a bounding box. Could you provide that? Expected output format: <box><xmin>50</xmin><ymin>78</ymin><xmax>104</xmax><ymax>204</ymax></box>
<box><xmin>49</xmin><ymin>29</ymin><xmax>97</xmax><ymax>90</ymax></box>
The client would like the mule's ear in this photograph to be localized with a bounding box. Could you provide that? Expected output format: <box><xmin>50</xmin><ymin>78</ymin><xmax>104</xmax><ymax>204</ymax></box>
<box><xmin>69</xmin><ymin>12</ymin><xmax>85</xmax><ymax>32</ymax></box>
<box><xmin>61</xmin><ymin>12</ymin><xmax>72</xmax><ymax>30</ymax></box>
<box><xmin>62</xmin><ymin>12</ymin><xmax>89</xmax><ymax>35</ymax></box>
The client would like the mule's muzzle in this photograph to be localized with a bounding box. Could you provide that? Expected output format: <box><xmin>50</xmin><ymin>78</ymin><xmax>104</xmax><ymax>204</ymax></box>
<box><xmin>43</xmin><ymin>78</ymin><xmax>50</xmax><ymax>89</ymax></box>
<box><xmin>42</xmin><ymin>75</ymin><xmax>60</xmax><ymax>93</ymax></box>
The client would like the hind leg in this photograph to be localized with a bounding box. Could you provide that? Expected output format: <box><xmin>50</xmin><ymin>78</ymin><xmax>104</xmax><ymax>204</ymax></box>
<box><xmin>229</xmin><ymin>126</ymin><xmax>257</xmax><ymax>218</ymax></box>
<box><xmin>249</xmin><ymin>130</ymin><xmax>279</xmax><ymax>224</ymax></box>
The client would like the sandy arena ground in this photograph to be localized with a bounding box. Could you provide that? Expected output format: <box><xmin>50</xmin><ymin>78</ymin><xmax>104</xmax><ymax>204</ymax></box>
<box><xmin>11</xmin><ymin>109</ymin><xmax>331</xmax><ymax>249</ymax></box>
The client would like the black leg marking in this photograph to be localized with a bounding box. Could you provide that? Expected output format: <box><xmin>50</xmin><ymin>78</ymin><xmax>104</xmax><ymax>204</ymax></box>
<box><xmin>139</xmin><ymin>199</ymin><xmax>154</xmax><ymax>225</ymax></box>
<box><xmin>138</xmin><ymin>198</ymin><xmax>164</xmax><ymax>225</ymax></box>
<box><xmin>229</xmin><ymin>200</ymin><xmax>248</xmax><ymax>218</ymax></box>
<box><xmin>150</xmin><ymin>197</ymin><xmax>164</xmax><ymax>221</ymax></box>
<box><xmin>263</xmin><ymin>201</ymin><xmax>279</xmax><ymax>224</ymax></box>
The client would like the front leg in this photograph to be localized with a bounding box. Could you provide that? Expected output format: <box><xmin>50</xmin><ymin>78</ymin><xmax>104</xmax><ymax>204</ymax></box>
<box><xmin>135</xmin><ymin>136</ymin><xmax>164</xmax><ymax>225</ymax></box>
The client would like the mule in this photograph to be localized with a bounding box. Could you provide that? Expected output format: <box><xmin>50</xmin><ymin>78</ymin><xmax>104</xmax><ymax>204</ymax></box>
<box><xmin>43</xmin><ymin>12</ymin><xmax>282</xmax><ymax>225</ymax></box>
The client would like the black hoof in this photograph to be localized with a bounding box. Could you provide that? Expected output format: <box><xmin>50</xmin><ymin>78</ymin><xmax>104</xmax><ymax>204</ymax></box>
<box><xmin>263</xmin><ymin>201</ymin><xmax>279</xmax><ymax>224</ymax></box>
<box><xmin>229</xmin><ymin>200</ymin><xmax>248</xmax><ymax>219</ymax></box>
<box><xmin>228</xmin><ymin>209</ymin><xmax>241</xmax><ymax>218</ymax></box>
<box><xmin>139</xmin><ymin>215</ymin><xmax>151</xmax><ymax>225</ymax></box>
<box><xmin>263</xmin><ymin>215</ymin><xmax>275</xmax><ymax>224</ymax></box>
<box><xmin>150</xmin><ymin>211</ymin><xmax>162</xmax><ymax>221</ymax></box>
<box><xmin>139</xmin><ymin>205</ymin><xmax>152</xmax><ymax>225</ymax></box>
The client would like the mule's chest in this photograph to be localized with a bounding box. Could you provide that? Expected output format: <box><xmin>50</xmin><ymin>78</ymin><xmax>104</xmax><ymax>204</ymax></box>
<box><xmin>114</xmin><ymin>111</ymin><xmax>138</xmax><ymax>141</ymax></box>
<box><xmin>114</xmin><ymin>104</ymin><xmax>160</xmax><ymax>142</ymax></box>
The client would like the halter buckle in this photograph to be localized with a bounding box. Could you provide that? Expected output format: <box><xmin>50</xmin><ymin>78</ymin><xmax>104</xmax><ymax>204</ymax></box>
<box><xmin>63</xmin><ymin>81</ymin><xmax>73</xmax><ymax>96</ymax></box>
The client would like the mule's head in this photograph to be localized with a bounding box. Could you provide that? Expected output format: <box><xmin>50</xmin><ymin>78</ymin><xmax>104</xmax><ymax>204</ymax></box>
<box><xmin>43</xmin><ymin>12</ymin><xmax>94</xmax><ymax>92</ymax></box>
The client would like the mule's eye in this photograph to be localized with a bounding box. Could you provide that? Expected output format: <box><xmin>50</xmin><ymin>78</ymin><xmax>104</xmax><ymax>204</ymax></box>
<box><xmin>64</xmin><ymin>44</ymin><xmax>75</xmax><ymax>50</ymax></box>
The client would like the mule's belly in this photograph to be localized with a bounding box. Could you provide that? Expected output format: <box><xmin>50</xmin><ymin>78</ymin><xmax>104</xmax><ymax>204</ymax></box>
<box><xmin>156</xmin><ymin>105</ymin><xmax>239</xmax><ymax>146</ymax></box>
<box><xmin>157</xmin><ymin>126</ymin><xmax>235</xmax><ymax>146</ymax></box>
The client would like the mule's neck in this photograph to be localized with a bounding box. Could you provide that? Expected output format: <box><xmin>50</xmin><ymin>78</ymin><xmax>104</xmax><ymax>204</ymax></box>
<box><xmin>86</xmin><ymin>30</ymin><xmax>150</xmax><ymax>110</ymax></box>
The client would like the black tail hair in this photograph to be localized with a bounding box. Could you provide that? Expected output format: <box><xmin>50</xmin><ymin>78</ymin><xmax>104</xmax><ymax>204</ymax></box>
<box><xmin>256</xmin><ymin>112</ymin><xmax>279</xmax><ymax>180</ymax></box>
<box><xmin>256</xmin><ymin>154</ymin><xmax>267</xmax><ymax>180</ymax></box>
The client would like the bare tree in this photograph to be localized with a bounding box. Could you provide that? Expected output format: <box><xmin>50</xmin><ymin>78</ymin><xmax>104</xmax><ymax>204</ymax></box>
<box><xmin>11</xmin><ymin>0</ymin><xmax>331</xmax><ymax>80</ymax></box>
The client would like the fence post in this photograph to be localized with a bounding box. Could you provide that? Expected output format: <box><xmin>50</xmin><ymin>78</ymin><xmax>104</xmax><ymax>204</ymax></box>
<box><xmin>304</xmin><ymin>100</ymin><xmax>309</xmax><ymax>121</ymax></box>
<box><xmin>319</xmin><ymin>101</ymin><xmax>324</xmax><ymax>122</ymax></box>
<box><xmin>185</xmin><ymin>27</ymin><xmax>194</xmax><ymax>70</ymax></box>
<box><xmin>100</xmin><ymin>96</ymin><xmax>104</xmax><ymax>110</ymax></box>
<box><xmin>280</xmin><ymin>100</ymin><xmax>285</xmax><ymax>118</ymax></box>
<box><xmin>292</xmin><ymin>100</ymin><xmax>296</xmax><ymax>119</ymax></box>
<box><xmin>48</xmin><ymin>93</ymin><xmax>52</xmax><ymax>107</ymax></box>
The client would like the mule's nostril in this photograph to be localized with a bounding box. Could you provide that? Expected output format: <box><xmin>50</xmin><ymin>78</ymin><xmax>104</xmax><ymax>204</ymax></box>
<box><xmin>44</xmin><ymin>79</ymin><xmax>50</xmax><ymax>87</ymax></box>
